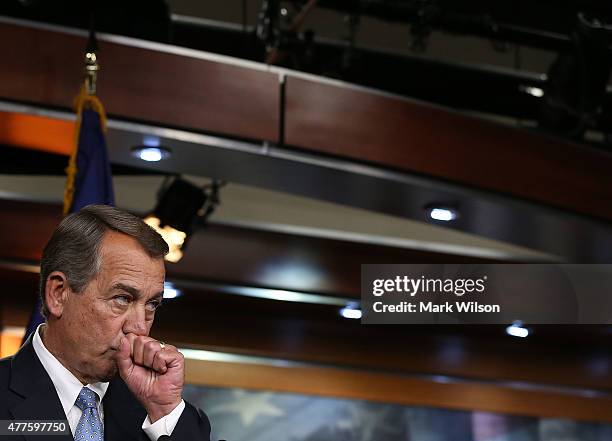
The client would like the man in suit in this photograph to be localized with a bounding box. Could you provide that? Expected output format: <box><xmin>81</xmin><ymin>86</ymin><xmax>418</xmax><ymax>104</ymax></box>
<box><xmin>0</xmin><ymin>204</ymin><xmax>211</xmax><ymax>440</ymax></box>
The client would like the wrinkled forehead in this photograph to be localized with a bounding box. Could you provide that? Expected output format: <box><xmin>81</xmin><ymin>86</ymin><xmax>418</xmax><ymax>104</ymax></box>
<box><xmin>97</xmin><ymin>231</ymin><xmax>166</xmax><ymax>277</ymax></box>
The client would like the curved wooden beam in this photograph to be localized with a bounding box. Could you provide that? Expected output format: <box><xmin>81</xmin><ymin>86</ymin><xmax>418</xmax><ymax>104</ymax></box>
<box><xmin>284</xmin><ymin>76</ymin><xmax>612</xmax><ymax>222</ymax></box>
<box><xmin>2</xmin><ymin>17</ymin><xmax>612</xmax><ymax>261</ymax></box>
<box><xmin>0</xmin><ymin>18</ymin><xmax>280</xmax><ymax>142</ymax></box>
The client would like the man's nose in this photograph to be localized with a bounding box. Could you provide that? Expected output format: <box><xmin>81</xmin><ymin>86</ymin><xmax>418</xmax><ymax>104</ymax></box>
<box><xmin>123</xmin><ymin>306</ymin><xmax>148</xmax><ymax>335</ymax></box>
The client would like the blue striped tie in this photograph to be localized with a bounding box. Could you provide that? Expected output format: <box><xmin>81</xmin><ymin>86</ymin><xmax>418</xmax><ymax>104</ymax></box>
<box><xmin>74</xmin><ymin>387</ymin><xmax>104</xmax><ymax>441</ymax></box>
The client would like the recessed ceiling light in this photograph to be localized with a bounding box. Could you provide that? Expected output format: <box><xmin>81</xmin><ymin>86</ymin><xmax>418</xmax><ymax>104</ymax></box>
<box><xmin>340</xmin><ymin>303</ymin><xmax>362</xmax><ymax>319</ymax></box>
<box><xmin>519</xmin><ymin>85</ymin><xmax>544</xmax><ymax>97</ymax></box>
<box><xmin>163</xmin><ymin>281</ymin><xmax>183</xmax><ymax>299</ymax></box>
<box><xmin>131</xmin><ymin>146</ymin><xmax>171</xmax><ymax>162</ymax></box>
<box><xmin>426</xmin><ymin>206</ymin><xmax>458</xmax><ymax>222</ymax></box>
<box><xmin>506</xmin><ymin>320</ymin><xmax>529</xmax><ymax>338</ymax></box>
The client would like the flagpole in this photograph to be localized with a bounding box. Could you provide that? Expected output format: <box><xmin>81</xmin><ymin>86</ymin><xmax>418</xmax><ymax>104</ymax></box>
<box><xmin>22</xmin><ymin>23</ymin><xmax>114</xmax><ymax>344</ymax></box>
<box><xmin>84</xmin><ymin>18</ymin><xmax>99</xmax><ymax>96</ymax></box>
<box><xmin>63</xmin><ymin>25</ymin><xmax>108</xmax><ymax>215</ymax></box>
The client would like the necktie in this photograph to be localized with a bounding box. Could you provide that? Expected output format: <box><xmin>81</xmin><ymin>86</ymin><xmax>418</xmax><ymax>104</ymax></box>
<box><xmin>73</xmin><ymin>387</ymin><xmax>104</xmax><ymax>441</ymax></box>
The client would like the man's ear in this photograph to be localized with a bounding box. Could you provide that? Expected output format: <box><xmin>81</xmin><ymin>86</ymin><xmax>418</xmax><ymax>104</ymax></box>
<box><xmin>45</xmin><ymin>271</ymin><xmax>70</xmax><ymax>318</ymax></box>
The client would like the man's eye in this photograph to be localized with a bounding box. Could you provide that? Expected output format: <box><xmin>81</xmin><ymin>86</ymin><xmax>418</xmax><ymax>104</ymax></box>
<box><xmin>145</xmin><ymin>301</ymin><xmax>161</xmax><ymax>312</ymax></box>
<box><xmin>113</xmin><ymin>295</ymin><xmax>130</xmax><ymax>305</ymax></box>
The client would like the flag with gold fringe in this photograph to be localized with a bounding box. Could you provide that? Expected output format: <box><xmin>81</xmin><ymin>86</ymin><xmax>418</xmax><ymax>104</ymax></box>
<box><xmin>63</xmin><ymin>85</ymin><xmax>114</xmax><ymax>214</ymax></box>
<box><xmin>23</xmin><ymin>41</ymin><xmax>114</xmax><ymax>342</ymax></box>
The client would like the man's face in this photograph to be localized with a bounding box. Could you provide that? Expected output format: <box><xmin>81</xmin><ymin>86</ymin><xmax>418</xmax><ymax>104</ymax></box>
<box><xmin>56</xmin><ymin>231</ymin><xmax>165</xmax><ymax>383</ymax></box>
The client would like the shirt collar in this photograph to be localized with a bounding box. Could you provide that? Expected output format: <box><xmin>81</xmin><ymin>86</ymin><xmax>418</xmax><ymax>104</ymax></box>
<box><xmin>32</xmin><ymin>324</ymin><xmax>109</xmax><ymax>415</ymax></box>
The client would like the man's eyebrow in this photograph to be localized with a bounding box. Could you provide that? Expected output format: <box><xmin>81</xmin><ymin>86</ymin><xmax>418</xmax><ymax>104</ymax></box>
<box><xmin>112</xmin><ymin>283</ymin><xmax>164</xmax><ymax>302</ymax></box>
<box><xmin>112</xmin><ymin>283</ymin><xmax>141</xmax><ymax>298</ymax></box>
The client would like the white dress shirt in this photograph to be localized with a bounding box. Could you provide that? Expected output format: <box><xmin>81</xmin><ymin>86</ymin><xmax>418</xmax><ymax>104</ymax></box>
<box><xmin>33</xmin><ymin>324</ymin><xmax>185</xmax><ymax>440</ymax></box>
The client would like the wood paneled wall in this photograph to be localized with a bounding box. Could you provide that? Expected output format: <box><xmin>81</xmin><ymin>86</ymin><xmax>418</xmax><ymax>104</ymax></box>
<box><xmin>185</xmin><ymin>358</ymin><xmax>612</xmax><ymax>423</ymax></box>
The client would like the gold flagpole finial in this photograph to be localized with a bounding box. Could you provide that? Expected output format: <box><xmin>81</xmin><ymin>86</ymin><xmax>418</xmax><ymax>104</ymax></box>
<box><xmin>84</xmin><ymin>50</ymin><xmax>99</xmax><ymax>96</ymax></box>
<box><xmin>84</xmin><ymin>12</ymin><xmax>99</xmax><ymax>96</ymax></box>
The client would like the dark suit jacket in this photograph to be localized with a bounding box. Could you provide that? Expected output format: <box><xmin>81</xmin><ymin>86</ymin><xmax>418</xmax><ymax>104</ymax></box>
<box><xmin>0</xmin><ymin>336</ymin><xmax>211</xmax><ymax>441</ymax></box>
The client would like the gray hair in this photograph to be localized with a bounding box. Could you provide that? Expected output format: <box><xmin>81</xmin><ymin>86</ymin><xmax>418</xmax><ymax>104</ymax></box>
<box><xmin>39</xmin><ymin>204</ymin><xmax>169</xmax><ymax>318</ymax></box>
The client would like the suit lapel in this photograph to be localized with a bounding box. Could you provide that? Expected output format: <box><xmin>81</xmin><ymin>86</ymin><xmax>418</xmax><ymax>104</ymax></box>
<box><xmin>8</xmin><ymin>336</ymin><xmax>73</xmax><ymax>441</ymax></box>
<box><xmin>103</xmin><ymin>378</ymin><xmax>147</xmax><ymax>441</ymax></box>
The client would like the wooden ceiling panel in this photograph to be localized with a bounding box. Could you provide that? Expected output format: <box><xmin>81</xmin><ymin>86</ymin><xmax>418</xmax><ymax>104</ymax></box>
<box><xmin>0</xmin><ymin>199</ymin><xmax>497</xmax><ymax>296</ymax></box>
<box><xmin>0</xmin><ymin>21</ymin><xmax>280</xmax><ymax>142</ymax></box>
<box><xmin>284</xmin><ymin>76</ymin><xmax>612</xmax><ymax>222</ymax></box>
<box><xmin>171</xmin><ymin>223</ymin><xmax>498</xmax><ymax>296</ymax></box>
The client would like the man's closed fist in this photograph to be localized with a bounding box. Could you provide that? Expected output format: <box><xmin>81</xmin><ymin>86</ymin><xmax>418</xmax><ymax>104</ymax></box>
<box><xmin>116</xmin><ymin>333</ymin><xmax>184</xmax><ymax>422</ymax></box>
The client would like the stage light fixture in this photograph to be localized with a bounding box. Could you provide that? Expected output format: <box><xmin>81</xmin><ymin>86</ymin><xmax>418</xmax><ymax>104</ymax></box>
<box><xmin>539</xmin><ymin>13</ymin><xmax>612</xmax><ymax>137</ymax></box>
<box><xmin>506</xmin><ymin>321</ymin><xmax>529</xmax><ymax>338</ymax></box>
<box><xmin>144</xmin><ymin>215</ymin><xmax>187</xmax><ymax>262</ymax></box>
<box><xmin>144</xmin><ymin>177</ymin><xmax>221</xmax><ymax>263</ymax></box>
